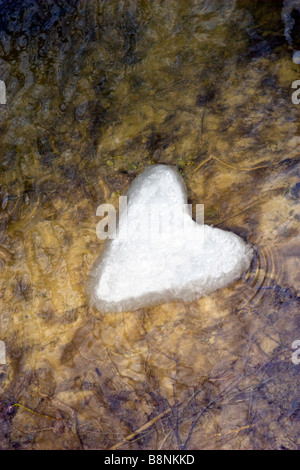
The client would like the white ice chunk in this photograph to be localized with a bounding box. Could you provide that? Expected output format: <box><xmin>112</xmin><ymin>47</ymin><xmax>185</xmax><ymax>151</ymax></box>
<box><xmin>293</xmin><ymin>51</ymin><xmax>300</xmax><ymax>64</ymax></box>
<box><xmin>87</xmin><ymin>165</ymin><xmax>253</xmax><ymax>312</ymax></box>
<box><xmin>0</xmin><ymin>80</ymin><xmax>6</xmax><ymax>104</ymax></box>
<box><xmin>0</xmin><ymin>340</ymin><xmax>6</xmax><ymax>364</ymax></box>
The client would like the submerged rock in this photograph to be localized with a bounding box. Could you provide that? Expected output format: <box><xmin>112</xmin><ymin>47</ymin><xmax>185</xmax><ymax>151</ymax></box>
<box><xmin>87</xmin><ymin>165</ymin><xmax>253</xmax><ymax>313</ymax></box>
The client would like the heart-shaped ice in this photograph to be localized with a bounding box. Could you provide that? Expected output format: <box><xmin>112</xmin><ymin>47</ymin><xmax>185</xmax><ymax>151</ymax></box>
<box><xmin>87</xmin><ymin>165</ymin><xmax>253</xmax><ymax>312</ymax></box>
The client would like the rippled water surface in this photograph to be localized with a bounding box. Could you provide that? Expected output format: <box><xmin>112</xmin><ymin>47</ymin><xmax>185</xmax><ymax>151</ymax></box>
<box><xmin>0</xmin><ymin>0</ymin><xmax>300</xmax><ymax>450</ymax></box>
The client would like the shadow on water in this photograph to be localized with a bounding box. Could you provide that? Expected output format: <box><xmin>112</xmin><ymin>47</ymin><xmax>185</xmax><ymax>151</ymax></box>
<box><xmin>0</xmin><ymin>0</ymin><xmax>299</xmax><ymax>449</ymax></box>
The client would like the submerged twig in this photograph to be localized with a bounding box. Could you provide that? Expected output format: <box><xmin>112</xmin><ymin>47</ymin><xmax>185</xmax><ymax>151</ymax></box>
<box><xmin>214</xmin><ymin>187</ymin><xmax>285</xmax><ymax>226</ymax></box>
<box><xmin>8</xmin><ymin>403</ymin><xmax>62</xmax><ymax>421</ymax></box>
<box><xmin>201</xmin><ymin>424</ymin><xmax>254</xmax><ymax>442</ymax></box>
<box><xmin>192</xmin><ymin>147</ymin><xmax>300</xmax><ymax>174</ymax></box>
<box><xmin>192</xmin><ymin>154</ymin><xmax>269</xmax><ymax>174</ymax></box>
<box><xmin>108</xmin><ymin>408</ymin><xmax>171</xmax><ymax>450</ymax></box>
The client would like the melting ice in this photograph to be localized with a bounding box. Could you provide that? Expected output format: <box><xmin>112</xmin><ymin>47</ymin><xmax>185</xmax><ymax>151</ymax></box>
<box><xmin>88</xmin><ymin>165</ymin><xmax>253</xmax><ymax>312</ymax></box>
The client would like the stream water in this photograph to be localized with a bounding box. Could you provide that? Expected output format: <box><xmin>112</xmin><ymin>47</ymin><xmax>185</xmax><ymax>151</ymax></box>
<box><xmin>0</xmin><ymin>0</ymin><xmax>299</xmax><ymax>450</ymax></box>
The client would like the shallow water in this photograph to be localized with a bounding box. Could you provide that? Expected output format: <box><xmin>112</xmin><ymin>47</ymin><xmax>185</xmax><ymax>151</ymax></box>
<box><xmin>0</xmin><ymin>0</ymin><xmax>300</xmax><ymax>450</ymax></box>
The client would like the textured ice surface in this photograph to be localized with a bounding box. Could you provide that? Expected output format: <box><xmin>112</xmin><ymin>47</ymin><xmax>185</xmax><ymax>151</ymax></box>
<box><xmin>87</xmin><ymin>165</ymin><xmax>253</xmax><ymax>312</ymax></box>
<box><xmin>293</xmin><ymin>51</ymin><xmax>300</xmax><ymax>64</ymax></box>
<box><xmin>0</xmin><ymin>80</ymin><xmax>6</xmax><ymax>104</ymax></box>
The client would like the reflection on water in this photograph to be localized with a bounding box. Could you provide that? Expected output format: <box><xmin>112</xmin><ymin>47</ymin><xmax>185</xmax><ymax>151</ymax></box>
<box><xmin>0</xmin><ymin>0</ymin><xmax>299</xmax><ymax>450</ymax></box>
